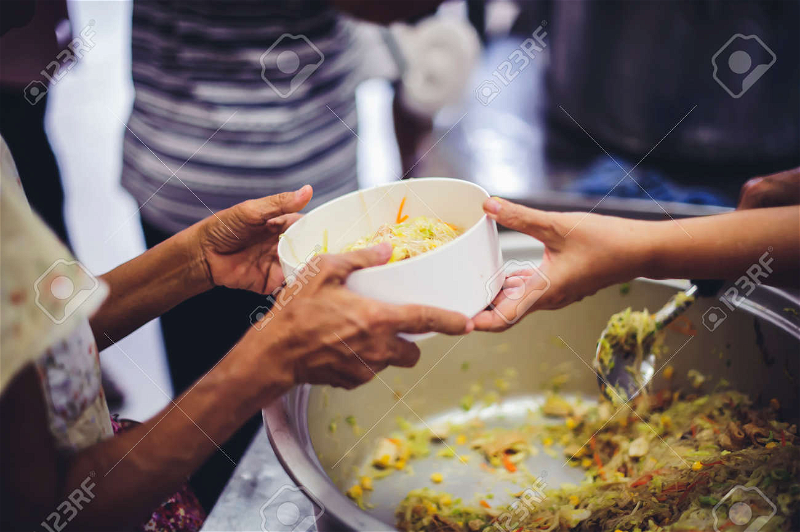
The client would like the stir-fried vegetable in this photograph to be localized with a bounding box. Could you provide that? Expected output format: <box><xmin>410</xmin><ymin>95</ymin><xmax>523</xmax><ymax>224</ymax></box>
<box><xmin>389</xmin><ymin>388</ymin><xmax>798</xmax><ymax>532</ymax></box>
<box><xmin>342</xmin><ymin>216</ymin><xmax>462</xmax><ymax>263</ymax></box>
<box><xmin>389</xmin><ymin>387</ymin><xmax>799</xmax><ymax>532</ymax></box>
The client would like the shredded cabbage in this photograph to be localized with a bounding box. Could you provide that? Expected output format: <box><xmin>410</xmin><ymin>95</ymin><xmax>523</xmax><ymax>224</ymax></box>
<box><xmin>342</xmin><ymin>216</ymin><xmax>462</xmax><ymax>263</ymax></box>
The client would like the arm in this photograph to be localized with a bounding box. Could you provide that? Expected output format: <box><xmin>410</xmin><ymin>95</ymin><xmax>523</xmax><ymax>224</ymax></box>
<box><xmin>90</xmin><ymin>188</ymin><xmax>311</xmax><ymax>350</ymax></box>
<box><xmin>3</xmin><ymin>245</ymin><xmax>472</xmax><ymax>530</ymax></box>
<box><xmin>474</xmin><ymin>197</ymin><xmax>799</xmax><ymax>331</ymax></box>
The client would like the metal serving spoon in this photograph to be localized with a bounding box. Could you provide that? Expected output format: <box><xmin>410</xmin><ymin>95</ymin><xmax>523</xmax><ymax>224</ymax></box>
<box><xmin>594</xmin><ymin>280</ymin><xmax>723</xmax><ymax>403</ymax></box>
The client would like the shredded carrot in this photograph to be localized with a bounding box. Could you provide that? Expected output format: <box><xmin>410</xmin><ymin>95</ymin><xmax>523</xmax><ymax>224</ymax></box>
<box><xmin>702</xmin><ymin>460</ymin><xmax>724</xmax><ymax>467</ymax></box>
<box><xmin>396</xmin><ymin>197</ymin><xmax>409</xmax><ymax>223</ymax></box>
<box><xmin>781</xmin><ymin>430</ymin><xmax>787</xmax><ymax>446</ymax></box>
<box><xmin>691</xmin><ymin>425</ymin><xmax>697</xmax><ymax>438</ymax></box>
<box><xmin>666</xmin><ymin>316</ymin><xmax>697</xmax><ymax>336</ymax></box>
<box><xmin>677</xmin><ymin>473</ymin><xmax>708</xmax><ymax>504</ymax></box>
<box><xmin>479</xmin><ymin>500</ymin><xmax>491</xmax><ymax>509</ymax></box>
<box><xmin>502</xmin><ymin>453</ymin><xmax>517</xmax><ymax>473</ymax></box>
<box><xmin>387</xmin><ymin>437</ymin><xmax>401</xmax><ymax>445</ymax></box>
<box><xmin>631</xmin><ymin>473</ymin><xmax>653</xmax><ymax>488</ymax></box>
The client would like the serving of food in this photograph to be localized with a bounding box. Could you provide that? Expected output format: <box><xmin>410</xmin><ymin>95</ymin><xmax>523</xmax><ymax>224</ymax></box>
<box><xmin>341</xmin><ymin>214</ymin><xmax>463</xmax><ymax>263</ymax></box>
<box><xmin>339</xmin><ymin>306</ymin><xmax>800</xmax><ymax>532</ymax></box>
<box><xmin>276</xmin><ymin>178</ymin><xmax>503</xmax><ymax>319</ymax></box>
<box><xmin>350</xmin><ymin>385</ymin><xmax>798</xmax><ymax>532</ymax></box>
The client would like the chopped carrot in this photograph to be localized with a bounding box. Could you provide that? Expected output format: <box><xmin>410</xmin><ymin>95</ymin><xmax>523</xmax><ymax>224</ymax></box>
<box><xmin>631</xmin><ymin>473</ymin><xmax>653</xmax><ymax>487</ymax></box>
<box><xmin>387</xmin><ymin>437</ymin><xmax>401</xmax><ymax>445</ymax></box>
<box><xmin>479</xmin><ymin>500</ymin><xmax>491</xmax><ymax>509</ymax></box>
<box><xmin>396</xmin><ymin>197</ymin><xmax>409</xmax><ymax>223</ymax></box>
<box><xmin>666</xmin><ymin>316</ymin><xmax>697</xmax><ymax>336</ymax></box>
<box><xmin>501</xmin><ymin>453</ymin><xmax>517</xmax><ymax>473</ymax></box>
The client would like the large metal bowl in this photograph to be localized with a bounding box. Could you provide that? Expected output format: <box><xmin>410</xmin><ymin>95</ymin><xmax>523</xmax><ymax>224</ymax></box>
<box><xmin>264</xmin><ymin>241</ymin><xmax>800</xmax><ymax>531</ymax></box>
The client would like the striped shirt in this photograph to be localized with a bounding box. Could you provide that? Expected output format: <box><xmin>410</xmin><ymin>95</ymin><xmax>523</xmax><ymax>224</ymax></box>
<box><xmin>122</xmin><ymin>0</ymin><xmax>362</xmax><ymax>233</ymax></box>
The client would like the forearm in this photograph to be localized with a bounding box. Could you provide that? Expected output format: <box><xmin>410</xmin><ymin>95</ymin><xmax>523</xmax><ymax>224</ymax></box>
<box><xmin>90</xmin><ymin>227</ymin><xmax>211</xmax><ymax>350</ymax></box>
<box><xmin>65</xmin><ymin>341</ymin><xmax>293</xmax><ymax>529</ymax></box>
<box><xmin>638</xmin><ymin>206</ymin><xmax>800</xmax><ymax>286</ymax></box>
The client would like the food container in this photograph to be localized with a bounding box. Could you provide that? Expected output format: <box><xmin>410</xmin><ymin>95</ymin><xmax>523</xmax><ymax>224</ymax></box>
<box><xmin>265</xmin><ymin>239</ymin><xmax>800</xmax><ymax>531</ymax></box>
<box><xmin>277</xmin><ymin>178</ymin><xmax>504</xmax><ymax>332</ymax></box>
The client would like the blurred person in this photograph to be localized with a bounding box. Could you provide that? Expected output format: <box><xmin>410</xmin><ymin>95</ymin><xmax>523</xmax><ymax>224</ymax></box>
<box><xmin>0</xmin><ymin>135</ymin><xmax>471</xmax><ymax>531</ymax></box>
<box><xmin>121</xmin><ymin>0</ymin><xmax>441</xmax><ymax>508</ymax></box>
<box><xmin>1</xmin><ymin>1</ymin><xmax>129</xmax><ymax>409</ymax></box>
<box><xmin>0</xmin><ymin>0</ymin><xmax>71</xmax><ymax>244</ymax></box>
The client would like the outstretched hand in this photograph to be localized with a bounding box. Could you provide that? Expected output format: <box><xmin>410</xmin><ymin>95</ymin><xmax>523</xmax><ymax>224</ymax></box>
<box><xmin>193</xmin><ymin>185</ymin><xmax>313</xmax><ymax>294</ymax></box>
<box><xmin>473</xmin><ymin>197</ymin><xmax>646</xmax><ymax>331</ymax></box>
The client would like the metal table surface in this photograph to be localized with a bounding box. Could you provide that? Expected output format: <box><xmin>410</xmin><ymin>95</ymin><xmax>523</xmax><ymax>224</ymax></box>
<box><xmin>201</xmin><ymin>428</ymin><xmax>325</xmax><ymax>532</ymax></box>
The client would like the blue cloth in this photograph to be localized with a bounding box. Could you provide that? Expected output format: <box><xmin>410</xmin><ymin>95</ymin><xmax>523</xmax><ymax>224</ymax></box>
<box><xmin>569</xmin><ymin>158</ymin><xmax>734</xmax><ymax>207</ymax></box>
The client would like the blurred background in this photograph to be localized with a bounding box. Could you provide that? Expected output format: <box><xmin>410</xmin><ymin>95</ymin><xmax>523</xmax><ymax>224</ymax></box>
<box><xmin>1</xmin><ymin>0</ymin><xmax>798</xmax><ymax>506</ymax></box>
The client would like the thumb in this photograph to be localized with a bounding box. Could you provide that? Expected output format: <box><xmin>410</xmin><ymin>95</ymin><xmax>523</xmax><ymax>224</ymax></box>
<box><xmin>252</xmin><ymin>185</ymin><xmax>313</xmax><ymax>223</ymax></box>
<box><xmin>484</xmin><ymin>197</ymin><xmax>561</xmax><ymax>245</ymax></box>
<box><xmin>328</xmin><ymin>242</ymin><xmax>393</xmax><ymax>280</ymax></box>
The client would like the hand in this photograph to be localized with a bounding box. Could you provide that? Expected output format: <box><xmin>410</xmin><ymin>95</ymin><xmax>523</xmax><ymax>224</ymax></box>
<box><xmin>193</xmin><ymin>186</ymin><xmax>312</xmax><ymax>294</ymax></box>
<box><xmin>473</xmin><ymin>198</ymin><xmax>648</xmax><ymax>332</ymax></box>
<box><xmin>737</xmin><ymin>167</ymin><xmax>800</xmax><ymax>210</ymax></box>
<box><xmin>238</xmin><ymin>243</ymin><xmax>473</xmax><ymax>391</ymax></box>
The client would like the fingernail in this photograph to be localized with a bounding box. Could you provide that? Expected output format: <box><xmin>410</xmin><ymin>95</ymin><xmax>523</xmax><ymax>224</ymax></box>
<box><xmin>295</xmin><ymin>185</ymin><xmax>311</xmax><ymax>199</ymax></box>
<box><xmin>464</xmin><ymin>320</ymin><xmax>474</xmax><ymax>333</ymax></box>
<box><xmin>485</xmin><ymin>197</ymin><xmax>502</xmax><ymax>214</ymax></box>
<box><xmin>374</xmin><ymin>242</ymin><xmax>392</xmax><ymax>260</ymax></box>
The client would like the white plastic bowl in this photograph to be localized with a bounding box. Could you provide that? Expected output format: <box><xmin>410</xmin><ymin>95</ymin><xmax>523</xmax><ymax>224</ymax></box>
<box><xmin>278</xmin><ymin>178</ymin><xmax>504</xmax><ymax>335</ymax></box>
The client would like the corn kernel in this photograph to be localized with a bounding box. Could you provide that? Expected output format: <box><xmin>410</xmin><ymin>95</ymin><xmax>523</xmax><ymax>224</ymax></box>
<box><xmin>346</xmin><ymin>485</ymin><xmax>363</xmax><ymax>499</ymax></box>
<box><xmin>440</xmin><ymin>495</ymin><xmax>452</xmax><ymax>506</ymax></box>
<box><xmin>569</xmin><ymin>495</ymin><xmax>580</xmax><ymax>506</ymax></box>
<box><xmin>459</xmin><ymin>455</ymin><xmax>470</xmax><ymax>464</ymax></box>
<box><xmin>377</xmin><ymin>454</ymin><xmax>391</xmax><ymax>467</ymax></box>
<box><xmin>430</xmin><ymin>472</ymin><xmax>444</xmax><ymax>483</ymax></box>
<box><xmin>691</xmin><ymin>461</ymin><xmax>703</xmax><ymax>471</ymax></box>
<box><xmin>661</xmin><ymin>415</ymin><xmax>672</xmax><ymax>429</ymax></box>
<box><xmin>581</xmin><ymin>458</ymin><xmax>593</xmax><ymax>468</ymax></box>
<box><xmin>663</xmin><ymin>365</ymin><xmax>674</xmax><ymax>380</ymax></box>
<box><xmin>765</xmin><ymin>441</ymin><xmax>778</xmax><ymax>449</ymax></box>
<box><xmin>394</xmin><ymin>459</ymin><xmax>406</xmax><ymax>470</ymax></box>
<box><xmin>456</xmin><ymin>434</ymin><xmax>467</xmax><ymax>445</ymax></box>
<box><xmin>360</xmin><ymin>476</ymin><xmax>373</xmax><ymax>490</ymax></box>
<box><xmin>543</xmin><ymin>437</ymin><xmax>553</xmax><ymax>447</ymax></box>
<box><xmin>425</xmin><ymin>502</ymin><xmax>437</xmax><ymax>513</ymax></box>
<box><xmin>566</xmin><ymin>417</ymin><xmax>578</xmax><ymax>430</ymax></box>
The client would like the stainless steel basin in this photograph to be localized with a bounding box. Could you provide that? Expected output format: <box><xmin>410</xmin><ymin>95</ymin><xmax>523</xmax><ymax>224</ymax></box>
<box><xmin>264</xmin><ymin>239</ymin><xmax>800</xmax><ymax>531</ymax></box>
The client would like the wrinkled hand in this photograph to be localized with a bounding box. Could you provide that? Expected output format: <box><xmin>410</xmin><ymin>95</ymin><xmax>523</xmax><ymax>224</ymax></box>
<box><xmin>193</xmin><ymin>185</ymin><xmax>312</xmax><ymax>294</ymax></box>
<box><xmin>474</xmin><ymin>198</ymin><xmax>646</xmax><ymax>332</ymax></box>
<box><xmin>737</xmin><ymin>167</ymin><xmax>800</xmax><ymax>210</ymax></box>
<box><xmin>240</xmin><ymin>243</ymin><xmax>473</xmax><ymax>391</ymax></box>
